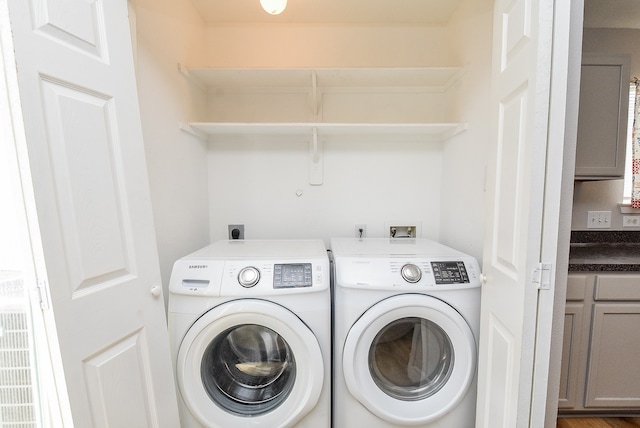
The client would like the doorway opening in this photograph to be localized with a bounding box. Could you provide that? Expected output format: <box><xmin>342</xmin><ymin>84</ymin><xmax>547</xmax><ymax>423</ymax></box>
<box><xmin>0</xmin><ymin>130</ymin><xmax>41</xmax><ymax>426</ymax></box>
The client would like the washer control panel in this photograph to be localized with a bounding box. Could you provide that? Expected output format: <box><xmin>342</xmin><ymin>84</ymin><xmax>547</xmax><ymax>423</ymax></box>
<box><xmin>273</xmin><ymin>263</ymin><xmax>313</xmax><ymax>288</ymax></box>
<box><xmin>168</xmin><ymin>239</ymin><xmax>329</xmax><ymax>296</ymax></box>
<box><xmin>234</xmin><ymin>263</ymin><xmax>315</xmax><ymax>288</ymax></box>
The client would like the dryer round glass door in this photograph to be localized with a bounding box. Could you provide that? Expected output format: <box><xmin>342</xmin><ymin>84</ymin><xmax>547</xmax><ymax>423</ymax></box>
<box><xmin>177</xmin><ymin>299</ymin><xmax>324</xmax><ymax>427</ymax></box>
<box><xmin>342</xmin><ymin>294</ymin><xmax>476</xmax><ymax>425</ymax></box>
<box><xmin>369</xmin><ymin>317</ymin><xmax>454</xmax><ymax>401</ymax></box>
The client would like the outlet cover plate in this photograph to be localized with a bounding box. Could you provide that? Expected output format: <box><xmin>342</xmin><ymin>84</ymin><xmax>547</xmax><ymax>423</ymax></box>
<box><xmin>623</xmin><ymin>215</ymin><xmax>640</xmax><ymax>227</ymax></box>
<box><xmin>587</xmin><ymin>211</ymin><xmax>611</xmax><ymax>229</ymax></box>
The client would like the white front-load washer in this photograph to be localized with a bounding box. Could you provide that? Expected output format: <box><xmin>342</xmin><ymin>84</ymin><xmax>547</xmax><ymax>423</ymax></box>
<box><xmin>331</xmin><ymin>238</ymin><xmax>482</xmax><ymax>428</ymax></box>
<box><xmin>168</xmin><ymin>239</ymin><xmax>331</xmax><ymax>428</ymax></box>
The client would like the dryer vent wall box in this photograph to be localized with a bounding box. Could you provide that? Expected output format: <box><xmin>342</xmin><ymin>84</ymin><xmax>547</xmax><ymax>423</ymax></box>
<box><xmin>389</xmin><ymin>224</ymin><xmax>417</xmax><ymax>238</ymax></box>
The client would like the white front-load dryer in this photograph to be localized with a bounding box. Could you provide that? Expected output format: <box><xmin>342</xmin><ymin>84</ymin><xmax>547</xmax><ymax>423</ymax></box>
<box><xmin>168</xmin><ymin>240</ymin><xmax>331</xmax><ymax>428</ymax></box>
<box><xmin>331</xmin><ymin>238</ymin><xmax>482</xmax><ymax>428</ymax></box>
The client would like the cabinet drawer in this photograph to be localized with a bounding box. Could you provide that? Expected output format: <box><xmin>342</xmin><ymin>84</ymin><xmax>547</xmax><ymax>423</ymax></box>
<box><xmin>595</xmin><ymin>275</ymin><xmax>640</xmax><ymax>301</ymax></box>
<box><xmin>567</xmin><ymin>274</ymin><xmax>589</xmax><ymax>301</ymax></box>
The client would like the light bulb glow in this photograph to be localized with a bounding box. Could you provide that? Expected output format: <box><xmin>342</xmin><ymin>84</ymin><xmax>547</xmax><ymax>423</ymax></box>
<box><xmin>260</xmin><ymin>0</ymin><xmax>287</xmax><ymax>15</ymax></box>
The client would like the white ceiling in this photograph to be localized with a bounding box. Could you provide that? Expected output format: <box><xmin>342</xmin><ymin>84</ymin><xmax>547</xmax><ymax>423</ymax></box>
<box><xmin>189</xmin><ymin>1</ymin><xmax>640</xmax><ymax>29</ymax></box>
<box><xmin>190</xmin><ymin>0</ymin><xmax>464</xmax><ymax>25</ymax></box>
<box><xmin>584</xmin><ymin>0</ymin><xmax>640</xmax><ymax>29</ymax></box>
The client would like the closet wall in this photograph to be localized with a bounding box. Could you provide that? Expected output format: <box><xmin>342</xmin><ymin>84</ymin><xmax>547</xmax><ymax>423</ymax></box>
<box><xmin>441</xmin><ymin>3</ymin><xmax>492</xmax><ymax>258</ymax></box>
<box><xmin>133</xmin><ymin>0</ymin><xmax>210</xmax><ymax>295</ymax></box>
<box><xmin>131</xmin><ymin>0</ymin><xmax>493</xmax><ymax>291</ymax></box>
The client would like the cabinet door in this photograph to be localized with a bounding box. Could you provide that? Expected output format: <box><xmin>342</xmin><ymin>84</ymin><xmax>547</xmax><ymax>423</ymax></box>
<box><xmin>575</xmin><ymin>54</ymin><xmax>630</xmax><ymax>179</ymax></box>
<box><xmin>558</xmin><ymin>303</ymin><xmax>586</xmax><ymax>409</ymax></box>
<box><xmin>585</xmin><ymin>303</ymin><xmax>640</xmax><ymax>408</ymax></box>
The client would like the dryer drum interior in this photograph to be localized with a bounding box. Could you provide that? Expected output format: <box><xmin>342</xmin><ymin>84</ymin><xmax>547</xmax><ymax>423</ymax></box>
<box><xmin>201</xmin><ymin>324</ymin><xmax>296</xmax><ymax>415</ymax></box>
<box><xmin>369</xmin><ymin>317</ymin><xmax>454</xmax><ymax>401</ymax></box>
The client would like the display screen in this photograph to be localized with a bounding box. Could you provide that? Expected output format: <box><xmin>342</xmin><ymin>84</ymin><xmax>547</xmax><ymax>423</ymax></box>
<box><xmin>273</xmin><ymin>264</ymin><xmax>312</xmax><ymax>288</ymax></box>
<box><xmin>431</xmin><ymin>261</ymin><xmax>469</xmax><ymax>284</ymax></box>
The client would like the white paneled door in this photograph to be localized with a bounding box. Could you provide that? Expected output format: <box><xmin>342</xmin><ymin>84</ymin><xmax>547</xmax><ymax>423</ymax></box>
<box><xmin>4</xmin><ymin>0</ymin><xmax>180</xmax><ymax>426</ymax></box>
<box><xmin>477</xmin><ymin>0</ymin><xmax>572</xmax><ymax>426</ymax></box>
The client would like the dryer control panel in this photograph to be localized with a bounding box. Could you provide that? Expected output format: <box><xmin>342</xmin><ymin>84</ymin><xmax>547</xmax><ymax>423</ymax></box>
<box><xmin>431</xmin><ymin>261</ymin><xmax>470</xmax><ymax>284</ymax></box>
<box><xmin>334</xmin><ymin>256</ymin><xmax>481</xmax><ymax>290</ymax></box>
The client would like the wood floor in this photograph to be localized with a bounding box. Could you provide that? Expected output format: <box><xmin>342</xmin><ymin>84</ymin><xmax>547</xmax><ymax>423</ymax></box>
<box><xmin>556</xmin><ymin>417</ymin><xmax>640</xmax><ymax>428</ymax></box>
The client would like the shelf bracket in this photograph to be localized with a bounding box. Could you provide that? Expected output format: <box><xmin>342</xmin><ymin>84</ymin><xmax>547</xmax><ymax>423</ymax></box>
<box><xmin>177</xmin><ymin>63</ymin><xmax>205</xmax><ymax>91</ymax></box>
<box><xmin>309</xmin><ymin>127</ymin><xmax>323</xmax><ymax>185</ymax></box>
<box><xmin>442</xmin><ymin>123</ymin><xmax>469</xmax><ymax>140</ymax></box>
<box><xmin>179</xmin><ymin>122</ymin><xmax>208</xmax><ymax>141</ymax></box>
<box><xmin>311</xmin><ymin>71</ymin><xmax>319</xmax><ymax>119</ymax></box>
<box><xmin>312</xmin><ymin>127</ymin><xmax>319</xmax><ymax>163</ymax></box>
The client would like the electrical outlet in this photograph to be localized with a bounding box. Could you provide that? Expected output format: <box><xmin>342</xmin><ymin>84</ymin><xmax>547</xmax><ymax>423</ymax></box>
<box><xmin>587</xmin><ymin>211</ymin><xmax>611</xmax><ymax>229</ymax></box>
<box><xmin>355</xmin><ymin>224</ymin><xmax>367</xmax><ymax>238</ymax></box>
<box><xmin>623</xmin><ymin>216</ymin><xmax>640</xmax><ymax>227</ymax></box>
<box><xmin>228</xmin><ymin>224</ymin><xmax>245</xmax><ymax>239</ymax></box>
<box><xmin>389</xmin><ymin>225</ymin><xmax>417</xmax><ymax>238</ymax></box>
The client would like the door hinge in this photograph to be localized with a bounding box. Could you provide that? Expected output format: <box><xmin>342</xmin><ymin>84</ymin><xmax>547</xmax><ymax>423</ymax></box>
<box><xmin>36</xmin><ymin>279</ymin><xmax>49</xmax><ymax>310</ymax></box>
<box><xmin>532</xmin><ymin>263</ymin><xmax>552</xmax><ymax>290</ymax></box>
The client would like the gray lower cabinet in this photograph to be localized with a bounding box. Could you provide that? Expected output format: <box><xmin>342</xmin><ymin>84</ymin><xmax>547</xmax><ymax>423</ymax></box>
<box><xmin>559</xmin><ymin>274</ymin><xmax>590</xmax><ymax>410</ymax></box>
<box><xmin>559</xmin><ymin>273</ymin><xmax>640</xmax><ymax>412</ymax></box>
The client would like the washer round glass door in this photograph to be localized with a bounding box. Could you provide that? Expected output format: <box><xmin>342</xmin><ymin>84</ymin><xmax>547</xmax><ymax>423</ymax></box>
<box><xmin>177</xmin><ymin>299</ymin><xmax>324</xmax><ymax>427</ymax></box>
<box><xmin>342</xmin><ymin>294</ymin><xmax>476</xmax><ymax>425</ymax></box>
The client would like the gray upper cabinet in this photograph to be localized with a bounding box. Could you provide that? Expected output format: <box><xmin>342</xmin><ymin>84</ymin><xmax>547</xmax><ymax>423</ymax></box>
<box><xmin>575</xmin><ymin>53</ymin><xmax>631</xmax><ymax>180</ymax></box>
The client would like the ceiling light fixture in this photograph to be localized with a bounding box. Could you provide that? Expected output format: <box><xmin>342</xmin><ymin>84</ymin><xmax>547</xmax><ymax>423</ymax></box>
<box><xmin>260</xmin><ymin>0</ymin><xmax>287</xmax><ymax>15</ymax></box>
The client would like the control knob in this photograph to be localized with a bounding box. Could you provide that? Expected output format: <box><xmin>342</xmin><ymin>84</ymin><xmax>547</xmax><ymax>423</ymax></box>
<box><xmin>238</xmin><ymin>266</ymin><xmax>260</xmax><ymax>288</ymax></box>
<box><xmin>401</xmin><ymin>263</ymin><xmax>422</xmax><ymax>283</ymax></box>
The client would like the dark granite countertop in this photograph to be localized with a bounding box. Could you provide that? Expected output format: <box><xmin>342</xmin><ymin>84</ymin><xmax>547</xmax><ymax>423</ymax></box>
<box><xmin>569</xmin><ymin>231</ymin><xmax>640</xmax><ymax>272</ymax></box>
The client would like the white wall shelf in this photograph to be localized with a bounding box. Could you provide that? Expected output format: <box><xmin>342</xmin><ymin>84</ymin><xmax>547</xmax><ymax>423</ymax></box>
<box><xmin>178</xmin><ymin>66</ymin><xmax>468</xmax><ymax>184</ymax></box>
<box><xmin>182</xmin><ymin>122</ymin><xmax>468</xmax><ymax>143</ymax></box>
<box><xmin>180</xmin><ymin>65</ymin><xmax>465</xmax><ymax>92</ymax></box>
<box><xmin>179</xmin><ymin>65</ymin><xmax>467</xmax><ymax>143</ymax></box>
